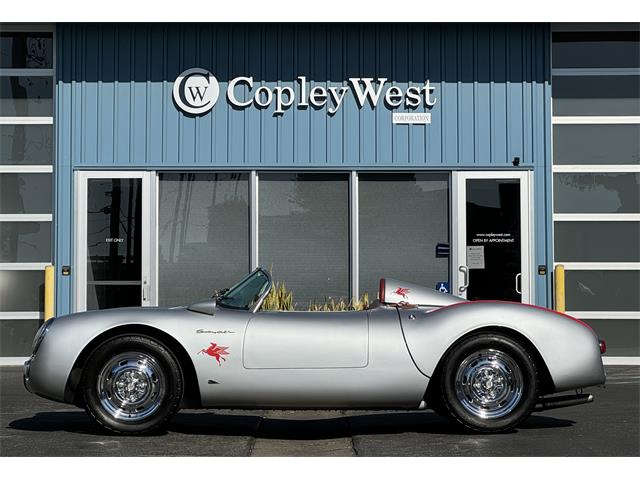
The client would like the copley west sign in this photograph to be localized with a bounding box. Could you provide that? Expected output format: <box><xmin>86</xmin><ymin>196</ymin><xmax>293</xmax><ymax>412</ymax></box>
<box><xmin>173</xmin><ymin>68</ymin><xmax>437</xmax><ymax>122</ymax></box>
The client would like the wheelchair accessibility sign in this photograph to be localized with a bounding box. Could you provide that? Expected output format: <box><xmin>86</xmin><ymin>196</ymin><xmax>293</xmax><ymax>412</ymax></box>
<box><xmin>436</xmin><ymin>282</ymin><xmax>449</xmax><ymax>293</ymax></box>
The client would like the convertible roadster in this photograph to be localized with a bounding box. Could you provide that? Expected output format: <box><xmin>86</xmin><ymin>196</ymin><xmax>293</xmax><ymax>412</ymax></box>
<box><xmin>24</xmin><ymin>268</ymin><xmax>606</xmax><ymax>434</ymax></box>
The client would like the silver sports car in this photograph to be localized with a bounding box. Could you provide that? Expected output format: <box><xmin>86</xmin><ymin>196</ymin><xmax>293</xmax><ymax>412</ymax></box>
<box><xmin>24</xmin><ymin>267</ymin><xmax>606</xmax><ymax>434</ymax></box>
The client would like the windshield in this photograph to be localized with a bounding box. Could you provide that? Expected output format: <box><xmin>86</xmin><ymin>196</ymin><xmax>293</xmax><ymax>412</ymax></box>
<box><xmin>217</xmin><ymin>269</ymin><xmax>271</xmax><ymax>311</ymax></box>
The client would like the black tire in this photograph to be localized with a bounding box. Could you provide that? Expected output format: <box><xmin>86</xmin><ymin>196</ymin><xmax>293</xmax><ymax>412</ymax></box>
<box><xmin>81</xmin><ymin>335</ymin><xmax>183</xmax><ymax>434</ymax></box>
<box><xmin>439</xmin><ymin>333</ymin><xmax>537</xmax><ymax>433</ymax></box>
<box><xmin>428</xmin><ymin>390</ymin><xmax>452</xmax><ymax>419</ymax></box>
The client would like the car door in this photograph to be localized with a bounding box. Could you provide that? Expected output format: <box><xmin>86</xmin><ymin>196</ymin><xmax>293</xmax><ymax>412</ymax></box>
<box><xmin>209</xmin><ymin>310</ymin><xmax>369</xmax><ymax>408</ymax></box>
<box><xmin>197</xmin><ymin>306</ymin><xmax>427</xmax><ymax>409</ymax></box>
<box><xmin>243</xmin><ymin>310</ymin><xmax>369</xmax><ymax>369</ymax></box>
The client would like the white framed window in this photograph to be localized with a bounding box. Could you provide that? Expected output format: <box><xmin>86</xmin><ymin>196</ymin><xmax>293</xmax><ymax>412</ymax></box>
<box><xmin>551</xmin><ymin>26</ymin><xmax>640</xmax><ymax>356</ymax></box>
<box><xmin>0</xmin><ymin>24</ymin><xmax>55</xmax><ymax>358</ymax></box>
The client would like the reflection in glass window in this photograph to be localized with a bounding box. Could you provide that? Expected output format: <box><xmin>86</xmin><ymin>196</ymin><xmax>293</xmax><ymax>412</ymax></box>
<box><xmin>565</xmin><ymin>270</ymin><xmax>640</xmax><ymax>312</ymax></box>
<box><xmin>0</xmin><ymin>320</ymin><xmax>42</xmax><ymax>357</ymax></box>
<box><xmin>0</xmin><ymin>32</ymin><xmax>53</xmax><ymax>69</ymax></box>
<box><xmin>554</xmin><ymin>222</ymin><xmax>640</xmax><ymax>263</ymax></box>
<box><xmin>553</xmin><ymin>125</ymin><xmax>640</xmax><ymax>165</ymax></box>
<box><xmin>583</xmin><ymin>319</ymin><xmax>640</xmax><ymax>356</ymax></box>
<box><xmin>0</xmin><ymin>173</ymin><xmax>52</xmax><ymax>214</ymax></box>
<box><xmin>0</xmin><ymin>125</ymin><xmax>53</xmax><ymax>164</ymax></box>
<box><xmin>0</xmin><ymin>76</ymin><xmax>53</xmax><ymax>117</ymax></box>
<box><xmin>553</xmin><ymin>173</ymin><xmax>640</xmax><ymax>214</ymax></box>
<box><xmin>259</xmin><ymin>173</ymin><xmax>349</xmax><ymax>308</ymax></box>
<box><xmin>158</xmin><ymin>173</ymin><xmax>249</xmax><ymax>307</ymax></box>
<box><xmin>359</xmin><ymin>173</ymin><xmax>449</xmax><ymax>301</ymax></box>
<box><xmin>86</xmin><ymin>178</ymin><xmax>142</xmax><ymax>310</ymax></box>
<box><xmin>0</xmin><ymin>221</ymin><xmax>51</xmax><ymax>262</ymax></box>
<box><xmin>0</xmin><ymin>270</ymin><xmax>44</xmax><ymax>311</ymax></box>
<box><xmin>552</xmin><ymin>76</ymin><xmax>640</xmax><ymax>116</ymax></box>
<box><xmin>552</xmin><ymin>31</ymin><xmax>640</xmax><ymax>69</ymax></box>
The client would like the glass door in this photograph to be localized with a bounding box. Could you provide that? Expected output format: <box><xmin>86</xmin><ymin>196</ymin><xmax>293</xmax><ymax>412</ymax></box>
<box><xmin>75</xmin><ymin>171</ymin><xmax>156</xmax><ymax>311</ymax></box>
<box><xmin>453</xmin><ymin>171</ymin><xmax>532</xmax><ymax>303</ymax></box>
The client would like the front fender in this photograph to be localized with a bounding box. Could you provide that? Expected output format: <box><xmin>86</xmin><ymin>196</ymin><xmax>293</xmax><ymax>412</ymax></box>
<box><xmin>399</xmin><ymin>302</ymin><xmax>605</xmax><ymax>393</ymax></box>
<box><xmin>25</xmin><ymin>307</ymin><xmax>207</xmax><ymax>403</ymax></box>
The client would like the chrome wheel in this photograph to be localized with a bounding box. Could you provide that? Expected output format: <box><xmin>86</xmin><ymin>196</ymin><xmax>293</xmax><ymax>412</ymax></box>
<box><xmin>454</xmin><ymin>349</ymin><xmax>523</xmax><ymax>419</ymax></box>
<box><xmin>97</xmin><ymin>352</ymin><xmax>166</xmax><ymax>422</ymax></box>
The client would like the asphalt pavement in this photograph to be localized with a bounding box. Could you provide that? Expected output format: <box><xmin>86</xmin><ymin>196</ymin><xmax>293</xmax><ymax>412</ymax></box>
<box><xmin>1</xmin><ymin>366</ymin><xmax>638</xmax><ymax>456</ymax></box>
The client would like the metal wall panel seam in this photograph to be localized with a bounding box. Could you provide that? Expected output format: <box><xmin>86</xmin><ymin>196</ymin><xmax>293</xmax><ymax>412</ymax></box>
<box><xmin>129</xmin><ymin>29</ymin><xmax>134</xmax><ymax>167</ymax></box>
<box><xmin>489</xmin><ymin>25</ymin><xmax>494</xmax><ymax>167</ymax></box>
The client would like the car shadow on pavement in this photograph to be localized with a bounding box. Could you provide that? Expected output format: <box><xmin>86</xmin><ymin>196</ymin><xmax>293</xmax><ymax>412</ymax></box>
<box><xmin>7</xmin><ymin>410</ymin><xmax>575</xmax><ymax>438</ymax></box>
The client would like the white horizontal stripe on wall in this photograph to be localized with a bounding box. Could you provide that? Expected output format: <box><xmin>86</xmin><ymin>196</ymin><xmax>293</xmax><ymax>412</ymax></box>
<box><xmin>553</xmin><ymin>214</ymin><xmax>640</xmax><ymax>222</ymax></box>
<box><xmin>0</xmin><ymin>117</ymin><xmax>53</xmax><ymax>125</ymax></box>
<box><xmin>0</xmin><ymin>214</ymin><xmax>52</xmax><ymax>222</ymax></box>
<box><xmin>553</xmin><ymin>165</ymin><xmax>640</xmax><ymax>173</ymax></box>
<box><xmin>0</xmin><ymin>165</ymin><xmax>53</xmax><ymax>173</ymax></box>
<box><xmin>603</xmin><ymin>357</ymin><xmax>640</xmax><ymax>365</ymax></box>
<box><xmin>566</xmin><ymin>311</ymin><xmax>640</xmax><ymax>320</ymax></box>
<box><xmin>0</xmin><ymin>263</ymin><xmax>50</xmax><ymax>270</ymax></box>
<box><xmin>555</xmin><ymin>262</ymin><xmax>640</xmax><ymax>270</ymax></box>
<box><xmin>552</xmin><ymin>116</ymin><xmax>640</xmax><ymax>125</ymax></box>
<box><xmin>0</xmin><ymin>357</ymin><xmax>29</xmax><ymax>366</ymax></box>
<box><xmin>0</xmin><ymin>312</ymin><xmax>43</xmax><ymax>320</ymax></box>
<box><xmin>551</xmin><ymin>68</ymin><xmax>640</xmax><ymax>76</ymax></box>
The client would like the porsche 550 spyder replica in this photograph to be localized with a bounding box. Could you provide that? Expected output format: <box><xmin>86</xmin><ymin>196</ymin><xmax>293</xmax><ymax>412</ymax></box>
<box><xmin>24</xmin><ymin>268</ymin><xmax>606</xmax><ymax>434</ymax></box>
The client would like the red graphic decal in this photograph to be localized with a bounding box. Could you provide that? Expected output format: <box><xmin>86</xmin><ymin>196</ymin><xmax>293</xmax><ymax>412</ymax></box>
<box><xmin>198</xmin><ymin>343</ymin><xmax>229</xmax><ymax>366</ymax></box>
<box><xmin>394</xmin><ymin>287</ymin><xmax>410</xmax><ymax>299</ymax></box>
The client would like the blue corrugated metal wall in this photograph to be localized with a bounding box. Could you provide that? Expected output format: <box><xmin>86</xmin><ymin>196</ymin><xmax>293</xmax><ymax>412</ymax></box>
<box><xmin>54</xmin><ymin>23</ymin><xmax>553</xmax><ymax>314</ymax></box>
<box><xmin>56</xmin><ymin>23</ymin><xmax>550</xmax><ymax>168</ymax></box>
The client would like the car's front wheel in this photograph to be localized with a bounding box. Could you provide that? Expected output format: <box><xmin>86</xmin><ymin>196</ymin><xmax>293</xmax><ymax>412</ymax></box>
<box><xmin>81</xmin><ymin>335</ymin><xmax>183</xmax><ymax>434</ymax></box>
<box><xmin>439</xmin><ymin>333</ymin><xmax>538</xmax><ymax>432</ymax></box>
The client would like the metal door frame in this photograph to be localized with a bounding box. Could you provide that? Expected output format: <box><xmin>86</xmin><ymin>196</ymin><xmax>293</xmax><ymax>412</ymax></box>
<box><xmin>74</xmin><ymin>170</ymin><xmax>156</xmax><ymax>312</ymax></box>
<box><xmin>452</xmin><ymin>170</ymin><xmax>533</xmax><ymax>303</ymax></box>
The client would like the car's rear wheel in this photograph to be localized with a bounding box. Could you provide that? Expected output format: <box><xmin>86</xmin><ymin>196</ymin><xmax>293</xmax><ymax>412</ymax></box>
<box><xmin>81</xmin><ymin>335</ymin><xmax>183</xmax><ymax>434</ymax></box>
<box><xmin>440</xmin><ymin>333</ymin><xmax>537</xmax><ymax>432</ymax></box>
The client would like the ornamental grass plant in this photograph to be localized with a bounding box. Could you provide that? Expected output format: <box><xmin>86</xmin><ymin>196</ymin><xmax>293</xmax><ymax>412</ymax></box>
<box><xmin>261</xmin><ymin>281</ymin><xmax>370</xmax><ymax>312</ymax></box>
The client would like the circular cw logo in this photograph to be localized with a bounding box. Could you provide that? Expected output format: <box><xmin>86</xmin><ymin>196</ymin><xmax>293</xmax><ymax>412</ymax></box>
<box><xmin>173</xmin><ymin>68</ymin><xmax>219</xmax><ymax>115</ymax></box>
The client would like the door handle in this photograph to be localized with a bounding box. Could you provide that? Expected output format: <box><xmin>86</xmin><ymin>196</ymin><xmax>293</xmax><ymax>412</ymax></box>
<box><xmin>459</xmin><ymin>265</ymin><xmax>469</xmax><ymax>293</ymax></box>
<box><xmin>515</xmin><ymin>273</ymin><xmax>522</xmax><ymax>295</ymax></box>
<box><xmin>143</xmin><ymin>279</ymin><xmax>149</xmax><ymax>301</ymax></box>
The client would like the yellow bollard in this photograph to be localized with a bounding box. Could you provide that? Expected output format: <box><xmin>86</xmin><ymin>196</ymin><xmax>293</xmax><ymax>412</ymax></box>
<box><xmin>554</xmin><ymin>264</ymin><xmax>565</xmax><ymax>313</ymax></box>
<box><xmin>44</xmin><ymin>265</ymin><xmax>55</xmax><ymax>321</ymax></box>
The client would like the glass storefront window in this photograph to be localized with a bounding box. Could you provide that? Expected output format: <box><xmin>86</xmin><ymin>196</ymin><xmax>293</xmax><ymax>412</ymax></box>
<box><xmin>553</xmin><ymin>173</ymin><xmax>640</xmax><ymax>214</ymax></box>
<box><xmin>158</xmin><ymin>173</ymin><xmax>249</xmax><ymax>307</ymax></box>
<box><xmin>1</xmin><ymin>28</ymin><xmax>54</xmax><ymax>358</ymax></box>
<box><xmin>565</xmin><ymin>270</ymin><xmax>640</xmax><ymax>312</ymax></box>
<box><xmin>0</xmin><ymin>270</ymin><xmax>44</xmax><ymax>311</ymax></box>
<box><xmin>259</xmin><ymin>173</ymin><xmax>349</xmax><ymax>307</ymax></box>
<box><xmin>0</xmin><ymin>76</ymin><xmax>53</xmax><ymax>117</ymax></box>
<box><xmin>552</xmin><ymin>75</ymin><xmax>640</xmax><ymax>116</ymax></box>
<box><xmin>0</xmin><ymin>32</ymin><xmax>53</xmax><ymax>69</ymax></box>
<box><xmin>552</xmin><ymin>31</ymin><xmax>640</xmax><ymax>69</ymax></box>
<box><xmin>583</xmin><ymin>319</ymin><xmax>640</xmax><ymax>356</ymax></box>
<box><xmin>0</xmin><ymin>319</ymin><xmax>41</xmax><ymax>357</ymax></box>
<box><xmin>553</xmin><ymin>125</ymin><xmax>640</xmax><ymax>165</ymax></box>
<box><xmin>0</xmin><ymin>173</ymin><xmax>52</xmax><ymax>214</ymax></box>
<box><xmin>0</xmin><ymin>221</ymin><xmax>51</xmax><ymax>262</ymax></box>
<box><xmin>555</xmin><ymin>222</ymin><xmax>640</xmax><ymax>263</ymax></box>
<box><xmin>0</xmin><ymin>124</ymin><xmax>53</xmax><ymax>164</ymax></box>
<box><xmin>359</xmin><ymin>173</ymin><xmax>449</xmax><ymax>301</ymax></box>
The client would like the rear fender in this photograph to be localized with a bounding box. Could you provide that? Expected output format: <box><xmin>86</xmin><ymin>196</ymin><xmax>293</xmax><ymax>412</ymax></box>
<box><xmin>399</xmin><ymin>302</ymin><xmax>605</xmax><ymax>393</ymax></box>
